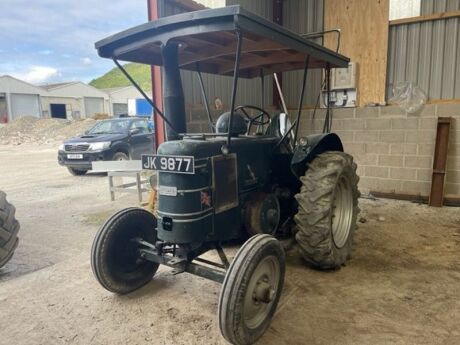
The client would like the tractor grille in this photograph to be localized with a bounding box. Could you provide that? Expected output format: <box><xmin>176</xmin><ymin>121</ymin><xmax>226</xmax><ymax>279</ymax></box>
<box><xmin>65</xmin><ymin>144</ymin><xmax>90</xmax><ymax>152</ymax></box>
<box><xmin>212</xmin><ymin>154</ymin><xmax>238</xmax><ymax>213</ymax></box>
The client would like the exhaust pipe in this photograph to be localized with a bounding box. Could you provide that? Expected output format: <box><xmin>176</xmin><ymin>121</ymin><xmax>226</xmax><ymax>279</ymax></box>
<box><xmin>161</xmin><ymin>43</ymin><xmax>186</xmax><ymax>140</ymax></box>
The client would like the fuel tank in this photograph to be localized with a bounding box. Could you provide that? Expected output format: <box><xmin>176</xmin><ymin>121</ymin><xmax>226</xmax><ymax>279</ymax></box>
<box><xmin>155</xmin><ymin>136</ymin><xmax>279</xmax><ymax>244</ymax></box>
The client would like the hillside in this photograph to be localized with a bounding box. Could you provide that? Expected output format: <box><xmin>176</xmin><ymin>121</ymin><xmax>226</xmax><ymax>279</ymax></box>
<box><xmin>89</xmin><ymin>63</ymin><xmax>152</xmax><ymax>90</ymax></box>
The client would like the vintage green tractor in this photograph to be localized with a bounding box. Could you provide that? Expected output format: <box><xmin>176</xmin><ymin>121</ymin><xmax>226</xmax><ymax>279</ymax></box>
<box><xmin>91</xmin><ymin>6</ymin><xmax>359</xmax><ymax>345</ymax></box>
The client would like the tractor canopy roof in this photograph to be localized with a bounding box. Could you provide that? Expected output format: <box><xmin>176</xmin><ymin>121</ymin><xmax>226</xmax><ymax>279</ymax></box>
<box><xmin>95</xmin><ymin>5</ymin><xmax>349</xmax><ymax>78</ymax></box>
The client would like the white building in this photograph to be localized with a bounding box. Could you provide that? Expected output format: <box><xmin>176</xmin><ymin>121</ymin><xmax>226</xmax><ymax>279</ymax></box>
<box><xmin>102</xmin><ymin>86</ymin><xmax>144</xmax><ymax>117</ymax></box>
<box><xmin>41</xmin><ymin>82</ymin><xmax>110</xmax><ymax>119</ymax></box>
<box><xmin>0</xmin><ymin>75</ymin><xmax>46</xmax><ymax>123</ymax></box>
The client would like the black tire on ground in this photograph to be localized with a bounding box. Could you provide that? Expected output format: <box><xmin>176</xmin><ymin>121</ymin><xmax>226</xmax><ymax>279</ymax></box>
<box><xmin>218</xmin><ymin>234</ymin><xmax>285</xmax><ymax>345</ymax></box>
<box><xmin>0</xmin><ymin>191</ymin><xmax>20</xmax><ymax>268</ymax></box>
<box><xmin>91</xmin><ymin>207</ymin><xmax>159</xmax><ymax>294</ymax></box>
<box><xmin>67</xmin><ymin>167</ymin><xmax>88</xmax><ymax>176</ymax></box>
<box><xmin>112</xmin><ymin>152</ymin><xmax>129</xmax><ymax>161</ymax></box>
<box><xmin>294</xmin><ymin>151</ymin><xmax>360</xmax><ymax>270</ymax></box>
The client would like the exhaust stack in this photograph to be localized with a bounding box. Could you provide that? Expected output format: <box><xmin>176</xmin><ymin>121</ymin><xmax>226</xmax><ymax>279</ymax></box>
<box><xmin>161</xmin><ymin>43</ymin><xmax>186</xmax><ymax>140</ymax></box>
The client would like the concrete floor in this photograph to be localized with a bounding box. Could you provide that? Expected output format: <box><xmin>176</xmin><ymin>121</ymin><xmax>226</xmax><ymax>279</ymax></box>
<box><xmin>0</xmin><ymin>144</ymin><xmax>459</xmax><ymax>345</ymax></box>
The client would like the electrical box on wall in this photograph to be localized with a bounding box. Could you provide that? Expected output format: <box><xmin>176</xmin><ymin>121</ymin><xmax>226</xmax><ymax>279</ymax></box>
<box><xmin>321</xmin><ymin>62</ymin><xmax>358</xmax><ymax>108</ymax></box>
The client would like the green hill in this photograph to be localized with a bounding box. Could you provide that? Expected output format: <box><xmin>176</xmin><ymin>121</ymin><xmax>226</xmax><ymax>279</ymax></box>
<box><xmin>90</xmin><ymin>63</ymin><xmax>152</xmax><ymax>90</ymax></box>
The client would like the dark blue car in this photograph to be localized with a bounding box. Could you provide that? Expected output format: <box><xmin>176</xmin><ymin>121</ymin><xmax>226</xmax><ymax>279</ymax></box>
<box><xmin>58</xmin><ymin>118</ymin><xmax>155</xmax><ymax>175</ymax></box>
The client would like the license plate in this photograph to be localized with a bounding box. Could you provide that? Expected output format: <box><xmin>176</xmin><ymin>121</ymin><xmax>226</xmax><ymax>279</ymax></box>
<box><xmin>67</xmin><ymin>154</ymin><xmax>83</xmax><ymax>159</ymax></box>
<box><xmin>142</xmin><ymin>154</ymin><xmax>195</xmax><ymax>174</ymax></box>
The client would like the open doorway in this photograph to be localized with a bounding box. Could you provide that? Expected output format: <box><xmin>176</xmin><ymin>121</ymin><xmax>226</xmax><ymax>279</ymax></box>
<box><xmin>50</xmin><ymin>104</ymin><xmax>66</xmax><ymax>119</ymax></box>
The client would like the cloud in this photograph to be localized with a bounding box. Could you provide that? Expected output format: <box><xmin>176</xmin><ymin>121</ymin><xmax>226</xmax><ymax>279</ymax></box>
<box><xmin>12</xmin><ymin>66</ymin><xmax>59</xmax><ymax>84</ymax></box>
<box><xmin>0</xmin><ymin>0</ymin><xmax>147</xmax><ymax>82</ymax></box>
<box><xmin>82</xmin><ymin>57</ymin><xmax>92</xmax><ymax>65</ymax></box>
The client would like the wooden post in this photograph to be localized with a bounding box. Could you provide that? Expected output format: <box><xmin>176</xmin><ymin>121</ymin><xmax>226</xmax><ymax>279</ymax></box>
<box><xmin>429</xmin><ymin>117</ymin><xmax>451</xmax><ymax>207</ymax></box>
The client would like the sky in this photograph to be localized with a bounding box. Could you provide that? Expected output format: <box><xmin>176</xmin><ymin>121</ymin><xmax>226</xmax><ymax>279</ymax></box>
<box><xmin>0</xmin><ymin>0</ymin><xmax>148</xmax><ymax>85</ymax></box>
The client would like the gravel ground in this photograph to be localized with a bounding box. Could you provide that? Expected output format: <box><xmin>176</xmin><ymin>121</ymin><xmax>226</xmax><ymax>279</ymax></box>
<box><xmin>0</xmin><ymin>144</ymin><xmax>459</xmax><ymax>345</ymax></box>
<box><xmin>0</xmin><ymin>117</ymin><xmax>96</xmax><ymax>145</ymax></box>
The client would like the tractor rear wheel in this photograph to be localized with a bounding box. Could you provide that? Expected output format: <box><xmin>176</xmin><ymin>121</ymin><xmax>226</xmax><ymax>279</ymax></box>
<box><xmin>218</xmin><ymin>234</ymin><xmax>285</xmax><ymax>345</ymax></box>
<box><xmin>91</xmin><ymin>207</ymin><xmax>159</xmax><ymax>294</ymax></box>
<box><xmin>0</xmin><ymin>191</ymin><xmax>20</xmax><ymax>268</ymax></box>
<box><xmin>294</xmin><ymin>152</ymin><xmax>359</xmax><ymax>269</ymax></box>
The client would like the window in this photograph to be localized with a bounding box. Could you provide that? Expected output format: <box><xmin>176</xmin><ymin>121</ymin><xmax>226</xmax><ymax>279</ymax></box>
<box><xmin>131</xmin><ymin>120</ymin><xmax>150</xmax><ymax>134</ymax></box>
<box><xmin>390</xmin><ymin>0</ymin><xmax>421</xmax><ymax>21</ymax></box>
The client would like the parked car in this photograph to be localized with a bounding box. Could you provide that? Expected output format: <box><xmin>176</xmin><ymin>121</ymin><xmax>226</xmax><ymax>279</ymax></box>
<box><xmin>58</xmin><ymin>117</ymin><xmax>155</xmax><ymax>175</ymax></box>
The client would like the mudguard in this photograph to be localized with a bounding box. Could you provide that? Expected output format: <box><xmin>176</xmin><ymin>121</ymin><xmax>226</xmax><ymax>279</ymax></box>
<box><xmin>290</xmin><ymin>133</ymin><xmax>343</xmax><ymax>178</ymax></box>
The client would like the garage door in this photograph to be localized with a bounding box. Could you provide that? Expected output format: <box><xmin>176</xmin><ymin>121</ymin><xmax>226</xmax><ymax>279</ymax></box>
<box><xmin>50</xmin><ymin>104</ymin><xmax>66</xmax><ymax>119</ymax></box>
<box><xmin>113</xmin><ymin>103</ymin><xmax>128</xmax><ymax>117</ymax></box>
<box><xmin>84</xmin><ymin>97</ymin><xmax>104</xmax><ymax>118</ymax></box>
<box><xmin>10</xmin><ymin>93</ymin><xmax>40</xmax><ymax>120</ymax></box>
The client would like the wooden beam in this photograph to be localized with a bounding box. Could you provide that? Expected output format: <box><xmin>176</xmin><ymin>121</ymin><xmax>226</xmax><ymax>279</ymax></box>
<box><xmin>218</xmin><ymin>51</ymin><xmax>305</xmax><ymax>75</ymax></box>
<box><xmin>429</xmin><ymin>117</ymin><xmax>452</xmax><ymax>207</ymax></box>
<box><xmin>389</xmin><ymin>10</ymin><xmax>460</xmax><ymax>26</ymax></box>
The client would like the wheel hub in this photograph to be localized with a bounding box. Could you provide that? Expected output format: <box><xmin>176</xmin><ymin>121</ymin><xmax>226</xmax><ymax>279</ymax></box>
<box><xmin>243</xmin><ymin>255</ymin><xmax>280</xmax><ymax>329</ymax></box>
<box><xmin>253</xmin><ymin>278</ymin><xmax>275</xmax><ymax>303</ymax></box>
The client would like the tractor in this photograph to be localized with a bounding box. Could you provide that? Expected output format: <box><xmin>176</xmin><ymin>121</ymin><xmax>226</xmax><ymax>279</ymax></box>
<box><xmin>91</xmin><ymin>6</ymin><xmax>359</xmax><ymax>345</ymax></box>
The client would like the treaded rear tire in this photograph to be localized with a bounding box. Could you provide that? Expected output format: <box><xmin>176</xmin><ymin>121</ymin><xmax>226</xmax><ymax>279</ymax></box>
<box><xmin>294</xmin><ymin>152</ymin><xmax>359</xmax><ymax>269</ymax></box>
<box><xmin>0</xmin><ymin>191</ymin><xmax>20</xmax><ymax>268</ymax></box>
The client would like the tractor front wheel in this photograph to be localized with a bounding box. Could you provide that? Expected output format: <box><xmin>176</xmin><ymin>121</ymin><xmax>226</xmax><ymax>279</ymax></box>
<box><xmin>294</xmin><ymin>152</ymin><xmax>359</xmax><ymax>269</ymax></box>
<box><xmin>91</xmin><ymin>207</ymin><xmax>159</xmax><ymax>294</ymax></box>
<box><xmin>218</xmin><ymin>234</ymin><xmax>285</xmax><ymax>345</ymax></box>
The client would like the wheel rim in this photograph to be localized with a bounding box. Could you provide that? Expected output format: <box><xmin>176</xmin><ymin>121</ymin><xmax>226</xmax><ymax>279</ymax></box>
<box><xmin>331</xmin><ymin>175</ymin><xmax>354</xmax><ymax>248</ymax></box>
<box><xmin>243</xmin><ymin>255</ymin><xmax>280</xmax><ymax>329</ymax></box>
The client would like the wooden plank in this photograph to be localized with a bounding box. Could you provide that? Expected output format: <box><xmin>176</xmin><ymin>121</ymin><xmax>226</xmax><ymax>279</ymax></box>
<box><xmin>389</xmin><ymin>10</ymin><xmax>460</xmax><ymax>26</ymax></box>
<box><xmin>429</xmin><ymin>117</ymin><xmax>452</xmax><ymax>207</ymax></box>
<box><xmin>324</xmin><ymin>0</ymin><xmax>389</xmax><ymax>106</ymax></box>
<box><xmin>370</xmin><ymin>191</ymin><xmax>460</xmax><ymax>207</ymax></box>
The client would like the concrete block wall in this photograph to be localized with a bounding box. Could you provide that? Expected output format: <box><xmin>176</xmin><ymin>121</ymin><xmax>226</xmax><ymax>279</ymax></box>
<box><xmin>186</xmin><ymin>103</ymin><xmax>460</xmax><ymax>198</ymax></box>
<box><xmin>296</xmin><ymin>104</ymin><xmax>460</xmax><ymax>197</ymax></box>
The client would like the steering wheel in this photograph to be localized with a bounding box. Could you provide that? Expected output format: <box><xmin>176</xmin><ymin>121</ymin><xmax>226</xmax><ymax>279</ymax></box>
<box><xmin>235</xmin><ymin>105</ymin><xmax>271</xmax><ymax>134</ymax></box>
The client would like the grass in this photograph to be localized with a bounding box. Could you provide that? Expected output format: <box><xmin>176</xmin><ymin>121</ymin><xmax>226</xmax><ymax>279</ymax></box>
<box><xmin>89</xmin><ymin>63</ymin><xmax>152</xmax><ymax>90</ymax></box>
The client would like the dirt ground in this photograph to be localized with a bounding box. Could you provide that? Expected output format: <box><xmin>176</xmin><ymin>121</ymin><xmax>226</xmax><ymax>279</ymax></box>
<box><xmin>0</xmin><ymin>144</ymin><xmax>459</xmax><ymax>345</ymax></box>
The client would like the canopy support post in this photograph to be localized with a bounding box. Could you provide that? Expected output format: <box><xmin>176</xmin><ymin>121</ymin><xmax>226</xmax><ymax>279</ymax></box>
<box><xmin>293</xmin><ymin>56</ymin><xmax>310</xmax><ymax>145</ymax></box>
<box><xmin>323</xmin><ymin>64</ymin><xmax>332</xmax><ymax>133</ymax></box>
<box><xmin>225</xmin><ymin>29</ymin><xmax>243</xmax><ymax>153</ymax></box>
<box><xmin>113</xmin><ymin>58</ymin><xmax>178</xmax><ymax>135</ymax></box>
<box><xmin>272</xmin><ymin>0</ymin><xmax>284</xmax><ymax>108</ymax></box>
<box><xmin>197</xmin><ymin>63</ymin><xmax>215</xmax><ymax>132</ymax></box>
